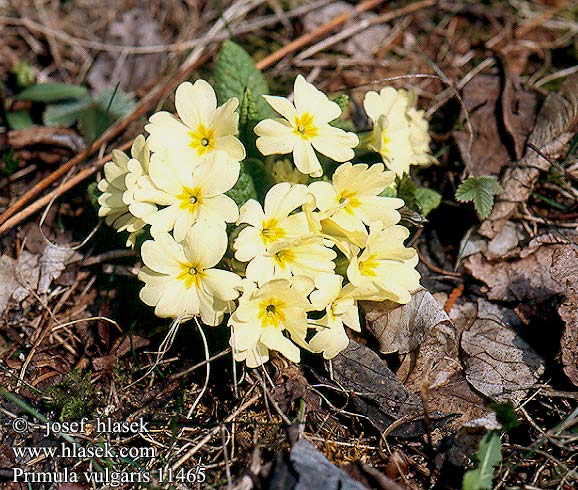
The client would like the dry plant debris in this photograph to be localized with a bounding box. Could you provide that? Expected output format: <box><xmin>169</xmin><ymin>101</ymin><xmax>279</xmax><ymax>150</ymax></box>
<box><xmin>1</xmin><ymin>1</ymin><xmax>578</xmax><ymax>489</ymax></box>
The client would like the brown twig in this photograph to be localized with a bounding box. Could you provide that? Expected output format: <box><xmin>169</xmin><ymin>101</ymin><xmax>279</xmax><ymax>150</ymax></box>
<box><xmin>255</xmin><ymin>0</ymin><xmax>387</xmax><ymax>70</ymax></box>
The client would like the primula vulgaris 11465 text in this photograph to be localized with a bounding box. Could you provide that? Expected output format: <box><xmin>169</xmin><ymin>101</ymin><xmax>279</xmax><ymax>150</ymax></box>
<box><xmin>97</xmin><ymin>73</ymin><xmax>435</xmax><ymax>368</ymax></box>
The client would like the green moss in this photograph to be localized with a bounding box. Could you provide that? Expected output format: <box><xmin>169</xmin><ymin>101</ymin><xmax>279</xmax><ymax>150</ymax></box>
<box><xmin>44</xmin><ymin>369</ymin><xmax>95</xmax><ymax>421</ymax></box>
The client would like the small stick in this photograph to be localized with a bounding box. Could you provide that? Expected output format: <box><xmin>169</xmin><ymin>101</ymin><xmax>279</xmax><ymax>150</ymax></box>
<box><xmin>255</xmin><ymin>0</ymin><xmax>387</xmax><ymax>70</ymax></box>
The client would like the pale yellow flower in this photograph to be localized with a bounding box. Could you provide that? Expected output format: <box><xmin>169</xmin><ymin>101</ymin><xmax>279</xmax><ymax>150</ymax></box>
<box><xmin>145</xmin><ymin>79</ymin><xmax>245</xmax><ymax>165</ymax></box>
<box><xmin>346</xmin><ymin>223</ymin><xmax>420</xmax><ymax>304</ymax></box>
<box><xmin>245</xmin><ymin>235</ymin><xmax>336</xmax><ymax>286</ymax></box>
<box><xmin>308</xmin><ymin>162</ymin><xmax>404</xmax><ymax>240</ymax></box>
<box><xmin>229</xmin><ymin>278</ymin><xmax>314</xmax><ymax>367</ymax></box>
<box><xmin>233</xmin><ymin>182</ymin><xmax>309</xmax><ymax>263</ymax></box>
<box><xmin>134</xmin><ymin>150</ymin><xmax>239</xmax><ymax>242</ymax></box>
<box><xmin>363</xmin><ymin>87</ymin><xmax>435</xmax><ymax>176</ymax></box>
<box><xmin>306</xmin><ymin>273</ymin><xmax>360</xmax><ymax>359</ymax></box>
<box><xmin>254</xmin><ymin>75</ymin><xmax>359</xmax><ymax>177</ymax></box>
<box><xmin>97</xmin><ymin>135</ymin><xmax>156</xmax><ymax>247</ymax></box>
<box><xmin>138</xmin><ymin>224</ymin><xmax>242</xmax><ymax>325</ymax></box>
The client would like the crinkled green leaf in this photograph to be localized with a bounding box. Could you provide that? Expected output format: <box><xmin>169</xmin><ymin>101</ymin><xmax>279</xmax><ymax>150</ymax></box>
<box><xmin>214</xmin><ymin>40</ymin><xmax>273</xmax><ymax>121</ymax></box>
<box><xmin>18</xmin><ymin>83</ymin><xmax>88</xmax><ymax>102</ymax></box>
<box><xmin>78</xmin><ymin>105</ymin><xmax>108</xmax><ymax>143</ymax></box>
<box><xmin>43</xmin><ymin>95</ymin><xmax>93</xmax><ymax>127</ymax></box>
<box><xmin>456</xmin><ymin>176</ymin><xmax>503</xmax><ymax>219</ymax></box>
<box><xmin>243</xmin><ymin>158</ymin><xmax>276</xmax><ymax>202</ymax></box>
<box><xmin>462</xmin><ymin>431</ymin><xmax>502</xmax><ymax>490</ymax></box>
<box><xmin>240</xmin><ymin>87</ymin><xmax>259</xmax><ymax>129</ymax></box>
<box><xmin>415</xmin><ymin>187</ymin><xmax>442</xmax><ymax>216</ymax></box>
<box><xmin>6</xmin><ymin>110</ymin><xmax>34</xmax><ymax>130</ymax></box>
<box><xmin>96</xmin><ymin>88</ymin><xmax>136</xmax><ymax>119</ymax></box>
<box><xmin>226</xmin><ymin>166</ymin><xmax>258</xmax><ymax>207</ymax></box>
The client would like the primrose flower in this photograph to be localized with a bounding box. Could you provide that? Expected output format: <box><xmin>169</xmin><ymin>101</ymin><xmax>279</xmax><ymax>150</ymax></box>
<box><xmin>145</xmin><ymin>79</ymin><xmax>245</xmax><ymax>165</ymax></box>
<box><xmin>233</xmin><ymin>182</ymin><xmax>309</xmax><ymax>263</ymax></box>
<box><xmin>306</xmin><ymin>273</ymin><xmax>361</xmax><ymax>359</ymax></box>
<box><xmin>134</xmin><ymin>150</ymin><xmax>239</xmax><ymax>242</ymax></box>
<box><xmin>245</xmin><ymin>235</ymin><xmax>336</xmax><ymax>286</ymax></box>
<box><xmin>346</xmin><ymin>223</ymin><xmax>420</xmax><ymax>304</ymax></box>
<box><xmin>254</xmin><ymin>75</ymin><xmax>359</xmax><ymax>178</ymax></box>
<box><xmin>98</xmin><ymin>135</ymin><xmax>156</xmax><ymax>247</ymax></box>
<box><xmin>138</xmin><ymin>224</ymin><xmax>241</xmax><ymax>325</ymax></box>
<box><xmin>363</xmin><ymin>87</ymin><xmax>435</xmax><ymax>176</ymax></box>
<box><xmin>308</xmin><ymin>162</ymin><xmax>404</xmax><ymax>240</ymax></box>
<box><xmin>229</xmin><ymin>278</ymin><xmax>314</xmax><ymax>367</ymax></box>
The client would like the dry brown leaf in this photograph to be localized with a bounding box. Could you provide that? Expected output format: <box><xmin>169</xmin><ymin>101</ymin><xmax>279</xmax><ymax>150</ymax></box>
<box><xmin>465</xmin><ymin>236</ymin><xmax>577</xmax><ymax>302</ymax></box>
<box><xmin>361</xmin><ymin>288</ymin><xmax>451</xmax><ymax>354</ymax></box>
<box><xmin>0</xmin><ymin>252</ymin><xmax>39</xmax><ymax>314</ymax></box>
<box><xmin>454</xmin><ymin>75</ymin><xmax>511</xmax><ymax>177</ymax></box>
<box><xmin>7</xmin><ymin>126</ymin><xmax>85</xmax><ymax>153</ymax></box>
<box><xmin>323</xmin><ymin>341</ymin><xmax>452</xmax><ymax>437</ymax></box>
<box><xmin>38</xmin><ymin>245</ymin><xmax>82</xmax><ymax>295</ymax></box>
<box><xmin>479</xmin><ymin>73</ymin><xmax>578</xmax><ymax>238</ymax></box>
<box><xmin>551</xmin><ymin>246</ymin><xmax>578</xmax><ymax>386</ymax></box>
<box><xmin>461</xmin><ymin>300</ymin><xmax>545</xmax><ymax>404</ymax></box>
<box><xmin>87</xmin><ymin>8</ymin><xmax>165</xmax><ymax>92</ymax></box>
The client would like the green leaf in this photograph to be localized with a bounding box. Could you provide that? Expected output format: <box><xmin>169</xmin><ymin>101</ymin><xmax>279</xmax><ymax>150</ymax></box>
<box><xmin>455</xmin><ymin>176</ymin><xmax>503</xmax><ymax>219</ymax></box>
<box><xmin>397</xmin><ymin>175</ymin><xmax>417</xmax><ymax>209</ymax></box>
<box><xmin>240</xmin><ymin>87</ymin><xmax>259</xmax><ymax>129</ymax></box>
<box><xmin>78</xmin><ymin>105</ymin><xmax>108</xmax><ymax>143</ymax></box>
<box><xmin>18</xmin><ymin>83</ymin><xmax>88</xmax><ymax>102</ymax></box>
<box><xmin>95</xmin><ymin>88</ymin><xmax>136</xmax><ymax>119</ymax></box>
<box><xmin>489</xmin><ymin>401</ymin><xmax>519</xmax><ymax>432</ymax></box>
<box><xmin>226</xmin><ymin>166</ymin><xmax>258</xmax><ymax>207</ymax></box>
<box><xmin>6</xmin><ymin>110</ymin><xmax>34</xmax><ymax>130</ymax></box>
<box><xmin>43</xmin><ymin>95</ymin><xmax>93</xmax><ymax>127</ymax></box>
<box><xmin>331</xmin><ymin>94</ymin><xmax>350</xmax><ymax>113</ymax></box>
<box><xmin>463</xmin><ymin>432</ymin><xmax>502</xmax><ymax>490</ymax></box>
<box><xmin>415</xmin><ymin>188</ymin><xmax>442</xmax><ymax>216</ymax></box>
<box><xmin>87</xmin><ymin>181</ymin><xmax>101</xmax><ymax>210</ymax></box>
<box><xmin>214</xmin><ymin>40</ymin><xmax>273</xmax><ymax>121</ymax></box>
<box><xmin>244</xmin><ymin>158</ymin><xmax>276</xmax><ymax>202</ymax></box>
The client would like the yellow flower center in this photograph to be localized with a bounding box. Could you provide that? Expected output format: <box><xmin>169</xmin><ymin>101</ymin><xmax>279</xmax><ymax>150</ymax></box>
<box><xmin>380</xmin><ymin>130</ymin><xmax>391</xmax><ymax>156</ymax></box>
<box><xmin>189</xmin><ymin>123</ymin><xmax>215</xmax><ymax>155</ymax></box>
<box><xmin>358</xmin><ymin>255</ymin><xmax>379</xmax><ymax>277</ymax></box>
<box><xmin>176</xmin><ymin>263</ymin><xmax>205</xmax><ymax>289</ymax></box>
<box><xmin>293</xmin><ymin>113</ymin><xmax>318</xmax><ymax>140</ymax></box>
<box><xmin>258</xmin><ymin>299</ymin><xmax>286</xmax><ymax>328</ymax></box>
<box><xmin>336</xmin><ymin>191</ymin><xmax>360</xmax><ymax>214</ymax></box>
<box><xmin>177</xmin><ymin>187</ymin><xmax>203</xmax><ymax>213</ymax></box>
<box><xmin>274</xmin><ymin>249</ymin><xmax>295</xmax><ymax>268</ymax></box>
<box><xmin>261</xmin><ymin>219</ymin><xmax>286</xmax><ymax>245</ymax></box>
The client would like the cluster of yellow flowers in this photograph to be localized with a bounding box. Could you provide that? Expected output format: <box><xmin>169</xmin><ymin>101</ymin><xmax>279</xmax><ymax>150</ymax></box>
<box><xmin>98</xmin><ymin>75</ymin><xmax>434</xmax><ymax>367</ymax></box>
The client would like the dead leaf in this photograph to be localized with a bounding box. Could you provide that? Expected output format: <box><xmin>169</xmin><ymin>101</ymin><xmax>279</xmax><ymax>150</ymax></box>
<box><xmin>324</xmin><ymin>341</ymin><xmax>452</xmax><ymax>437</ymax></box>
<box><xmin>361</xmin><ymin>288</ymin><xmax>452</xmax><ymax>354</ymax></box>
<box><xmin>453</xmin><ymin>75</ymin><xmax>512</xmax><ymax>177</ymax></box>
<box><xmin>344</xmin><ymin>462</ymin><xmax>407</xmax><ymax>490</ymax></box>
<box><xmin>465</xmin><ymin>238</ymin><xmax>576</xmax><ymax>302</ymax></box>
<box><xmin>551</xmin><ymin>246</ymin><xmax>578</xmax><ymax>386</ymax></box>
<box><xmin>37</xmin><ymin>245</ymin><xmax>81</xmax><ymax>295</ymax></box>
<box><xmin>92</xmin><ymin>334</ymin><xmax>150</xmax><ymax>372</ymax></box>
<box><xmin>461</xmin><ymin>299</ymin><xmax>545</xmax><ymax>404</ymax></box>
<box><xmin>87</xmin><ymin>8</ymin><xmax>165</xmax><ymax>92</ymax></box>
<box><xmin>480</xmin><ymin>73</ymin><xmax>578</xmax><ymax>238</ymax></box>
<box><xmin>7</xmin><ymin>126</ymin><xmax>85</xmax><ymax>153</ymax></box>
<box><xmin>0</xmin><ymin>252</ymin><xmax>39</xmax><ymax>314</ymax></box>
<box><xmin>271</xmin><ymin>363</ymin><xmax>321</xmax><ymax>414</ymax></box>
<box><xmin>268</xmin><ymin>439</ymin><xmax>367</xmax><ymax>490</ymax></box>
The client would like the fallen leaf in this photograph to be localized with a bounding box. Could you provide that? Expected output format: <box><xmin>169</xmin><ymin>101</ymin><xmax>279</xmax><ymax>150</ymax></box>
<box><xmin>453</xmin><ymin>75</ymin><xmax>512</xmax><ymax>177</ymax></box>
<box><xmin>87</xmin><ymin>8</ymin><xmax>165</xmax><ymax>92</ymax></box>
<box><xmin>37</xmin><ymin>245</ymin><xmax>82</xmax><ymax>295</ymax></box>
<box><xmin>362</xmin><ymin>290</ymin><xmax>488</xmax><ymax>427</ymax></box>
<box><xmin>461</xmin><ymin>300</ymin><xmax>545</xmax><ymax>404</ymax></box>
<box><xmin>268</xmin><ymin>439</ymin><xmax>367</xmax><ymax>490</ymax></box>
<box><xmin>7</xmin><ymin>126</ymin><xmax>85</xmax><ymax>153</ymax></box>
<box><xmin>324</xmin><ymin>341</ymin><xmax>452</xmax><ymax>437</ymax></box>
<box><xmin>479</xmin><ymin>73</ymin><xmax>578</xmax><ymax>238</ymax></box>
<box><xmin>92</xmin><ymin>334</ymin><xmax>150</xmax><ymax>372</ymax></box>
<box><xmin>551</xmin><ymin>246</ymin><xmax>578</xmax><ymax>386</ymax></box>
<box><xmin>0</xmin><ymin>252</ymin><xmax>40</xmax><ymax>314</ymax></box>
<box><xmin>361</xmin><ymin>288</ymin><xmax>451</xmax><ymax>354</ymax></box>
<box><xmin>465</xmin><ymin>236</ymin><xmax>577</xmax><ymax>302</ymax></box>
